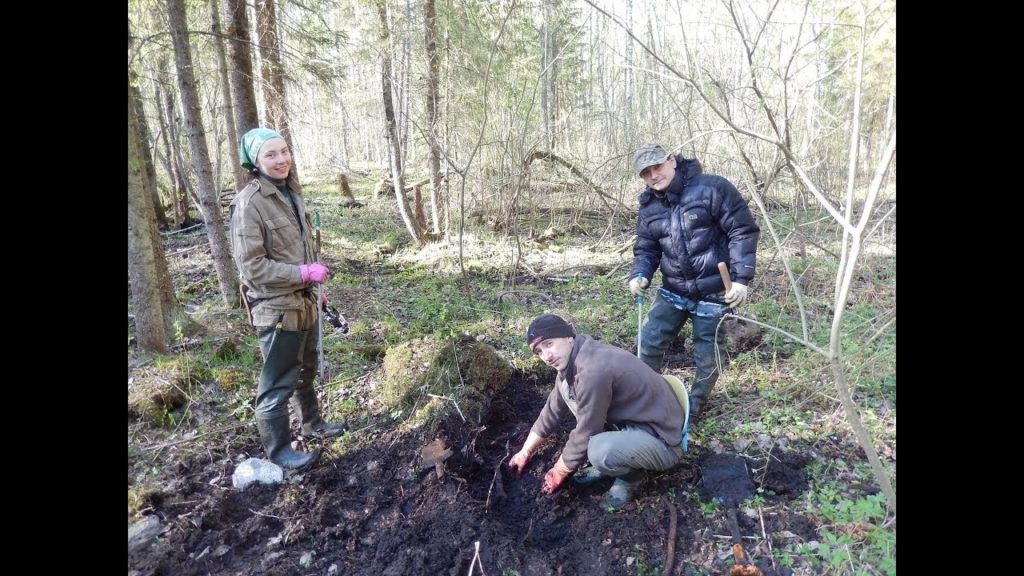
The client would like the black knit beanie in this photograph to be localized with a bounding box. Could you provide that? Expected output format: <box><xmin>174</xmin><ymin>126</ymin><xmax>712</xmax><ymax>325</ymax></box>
<box><xmin>526</xmin><ymin>314</ymin><xmax>576</xmax><ymax>348</ymax></box>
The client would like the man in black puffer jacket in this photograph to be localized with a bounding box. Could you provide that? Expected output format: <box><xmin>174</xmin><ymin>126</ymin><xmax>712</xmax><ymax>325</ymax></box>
<box><xmin>628</xmin><ymin>143</ymin><xmax>760</xmax><ymax>421</ymax></box>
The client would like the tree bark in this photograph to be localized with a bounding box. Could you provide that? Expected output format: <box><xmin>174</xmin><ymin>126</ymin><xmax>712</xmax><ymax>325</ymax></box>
<box><xmin>210</xmin><ymin>0</ymin><xmax>244</xmax><ymax>190</ymax></box>
<box><xmin>155</xmin><ymin>56</ymin><xmax>194</xmax><ymax>228</ymax></box>
<box><xmin>255</xmin><ymin>0</ymin><xmax>299</xmax><ymax>181</ymax></box>
<box><xmin>377</xmin><ymin>0</ymin><xmax>426</xmax><ymax>246</ymax></box>
<box><xmin>167</xmin><ymin>0</ymin><xmax>240</xmax><ymax>307</ymax></box>
<box><xmin>164</xmin><ymin>84</ymin><xmax>194</xmax><ymax>228</ymax></box>
<box><xmin>130</xmin><ymin>73</ymin><xmax>169</xmax><ymax>229</ymax></box>
<box><xmin>423</xmin><ymin>0</ymin><xmax>444</xmax><ymax>234</ymax></box>
<box><xmin>224</xmin><ymin>0</ymin><xmax>259</xmax><ymax>135</ymax></box>
<box><xmin>129</xmin><ymin>73</ymin><xmax>169</xmax><ymax>354</ymax></box>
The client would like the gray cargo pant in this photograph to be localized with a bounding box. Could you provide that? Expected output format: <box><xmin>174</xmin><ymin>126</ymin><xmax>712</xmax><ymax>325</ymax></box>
<box><xmin>587</xmin><ymin>425</ymin><xmax>684</xmax><ymax>477</ymax></box>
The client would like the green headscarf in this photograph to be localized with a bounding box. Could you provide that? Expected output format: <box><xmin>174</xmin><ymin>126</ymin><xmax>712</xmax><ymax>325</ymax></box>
<box><xmin>239</xmin><ymin>128</ymin><xmax>284</xmax><ymax>171</ymax></box>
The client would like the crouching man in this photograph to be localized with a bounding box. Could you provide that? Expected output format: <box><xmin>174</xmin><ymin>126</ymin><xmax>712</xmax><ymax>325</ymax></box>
<box><xmin>508</xmin><ymin>314</ymin><xmax>687</xmax><ymax>509</ymax></box>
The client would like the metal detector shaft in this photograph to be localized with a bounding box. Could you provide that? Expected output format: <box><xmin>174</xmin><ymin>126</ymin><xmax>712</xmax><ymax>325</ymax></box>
<box><xmin>636</xmin><ymin>295</ymin><xmax>644</xmax><ymax>358</ymax></box>
<box><xmin>314</xmin><ymin>210</ymin><xmax>326</xmax><ymax>381</ymax></box>
<box><xmin>317</xmin><ymin>285</ymin><xmax>325</xmax><ymax>380</ymax></box>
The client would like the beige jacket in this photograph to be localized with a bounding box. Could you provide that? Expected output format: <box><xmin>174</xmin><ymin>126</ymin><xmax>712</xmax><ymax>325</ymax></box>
<box><xmin>230</xmin><ymin>176</ymin><xmax>317</xmax><ymax>328</ymax></box>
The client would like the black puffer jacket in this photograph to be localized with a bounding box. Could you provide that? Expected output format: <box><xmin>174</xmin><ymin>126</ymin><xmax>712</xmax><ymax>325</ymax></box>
<box><xmin>631</xmin><ymin>155</ymin><xmax>760</xmax><ymax>299</ymax></box>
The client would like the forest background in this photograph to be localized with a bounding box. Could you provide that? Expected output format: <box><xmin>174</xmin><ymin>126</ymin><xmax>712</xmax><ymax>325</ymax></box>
<box><xmin>128</xmin><ymin>0</ymin><xmax>895</xmax><ymax>574</ymax></box>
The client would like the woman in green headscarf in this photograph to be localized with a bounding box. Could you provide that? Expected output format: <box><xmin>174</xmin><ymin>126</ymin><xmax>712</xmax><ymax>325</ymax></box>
<box><xmin>229</xmin><ymin>128</ymin><xmax>347</xmax><ymax>470</ymax></box>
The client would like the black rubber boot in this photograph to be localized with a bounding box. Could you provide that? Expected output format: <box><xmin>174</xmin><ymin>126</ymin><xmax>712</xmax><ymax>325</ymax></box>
<box><xmin>689</xmin><ymin>311</ymin><xmax>725</xmax><ymax>421</ymax></box>
<box><xmin>292</xmin><ymin>327</ymin><xmax>349</xmax><ymax>439</ymax></box>
<box><xmin>688</xmin><ymin>377</ymin><xmax>714</xmax><ymax>423</ymax></box>
<box><xmin>291</xmin><ymin>387</ymin><xmax>348</xmax><ymax>439</ymax></box>
<box><xmin>257</xmin><ymin>416</ymin><xmax>321</xmax><ymax>470</ymax></box>
<box><xmin>688</xmin><ymin>354</ymin><xmax>718</xmax><ymax>423</ymax></box>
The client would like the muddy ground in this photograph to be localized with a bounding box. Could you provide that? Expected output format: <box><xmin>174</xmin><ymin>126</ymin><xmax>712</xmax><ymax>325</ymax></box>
<box><xmin>129</xmin><ymin>363</ymin><xmax>828</xmax><ymax>576</ymax></box>
<box><xmin>129</xmin><ymin>221</ymin><xmax>890</xmax><ymax>576</ymax></box>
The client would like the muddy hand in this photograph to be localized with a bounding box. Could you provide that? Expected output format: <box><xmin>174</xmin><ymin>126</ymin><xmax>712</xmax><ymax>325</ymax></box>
<box><xmin>541</xmin><ymin>467</ymin><xmax>570</xmax><ymax>494</ymax></box>
<box><xmin>508</xmin><ymin>451</ymin><xmax>530</xmax><ymax>477</ymax></box>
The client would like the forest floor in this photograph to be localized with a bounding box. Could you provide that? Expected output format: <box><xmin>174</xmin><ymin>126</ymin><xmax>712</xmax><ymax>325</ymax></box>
<box><xmin>128</xmin><ymin>175</ymin><xmax>895</xmax><ymax>576</ymax></box>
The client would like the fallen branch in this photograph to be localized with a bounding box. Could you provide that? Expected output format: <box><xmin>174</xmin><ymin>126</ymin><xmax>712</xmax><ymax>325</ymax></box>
<box><xmin>160</xmin><ymin>223</ymin><xmax>203</xmax><ymax>236</ymax></box>
<box><xmin>485</xmin><ymin>441</ymin><xmax>511</xmax><ymax>512</ymax></box>
<box><xmin>427</xmin><ymin>393</ymin><xmax>466</xmax><ymax>422</ymax></box>
<box><xmin>139</xmin><ymin>422</ymin><xmax>248</xmax><ymax>452</ymax></box>
<box><xmin>165</xmin><ymin>244</ymin><xmax>203</xmax><ymax>258</ymax></box>
<box><xmin>248</xmin><ymin>508</ymin><xmax>292</xmax><ymax>521</ymax></box>
<box><xmin>602</xmin><ymin>259</ymin><xmax>630</xmax><ymax>279</ymax></box>
<box><xmin>523</xmin><ymin>150</ymin><xmax>622</xmax><ymax>212</ymax></box>
<box><xmin>495</xmin><ymin>290</ymin><xmax>557</xmax><ymax>307</ymax></box>
<box><xmin>466</xmin><ymin>540</ymin><xmax>488</xmax><ymax>576</ymax></box>
<box><xmin>758</xmin><ymin>506</ymin><xmax>776</xmax><ymax>573</ymax></box>
<box><xmin>661</xmin><ymin>501</ymin><xmax>677</xmax><ymax>576</ymax></box>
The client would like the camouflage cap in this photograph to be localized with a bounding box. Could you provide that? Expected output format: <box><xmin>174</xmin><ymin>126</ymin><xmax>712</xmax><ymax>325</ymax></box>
<box><xmin>632</xmin><ymin>143</ymin><xmax>669</xmax><ymax>175</ymax></box>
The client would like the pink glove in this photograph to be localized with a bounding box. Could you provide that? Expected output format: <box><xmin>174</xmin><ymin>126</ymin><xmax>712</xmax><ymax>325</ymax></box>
<box><xmin>300</xmin><ymin>263</ymin><xmax>329</xmax><ymax>283</ymax></box>
<box><xmin>319</xmin><ymin>289</ymin><xmax>329</xmax><ymax>306</ymax></box>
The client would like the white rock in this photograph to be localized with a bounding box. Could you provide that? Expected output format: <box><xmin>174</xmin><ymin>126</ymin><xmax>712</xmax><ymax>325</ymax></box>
<box><xmin>232</xmin><ymin>458</ymin><xmax>284</xmax><ymax>489</ymax></box>
<box><xmin>128</xmin><ymin>516</ymin><xmax>161</xmax><ymax>553</ymax></box>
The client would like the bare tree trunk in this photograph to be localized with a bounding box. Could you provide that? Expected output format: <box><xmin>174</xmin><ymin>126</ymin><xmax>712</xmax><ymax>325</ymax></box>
<box><xmin>423</xmin><ymin>0</ymin><xmax>444</xmax><ymax>234</ymax></box>
<box><xmin>153</xmin><ymin>82</ymin><xmax>181</xmax><ymax>229</ymax></box>
<box><xmin>400</xmin><ymin>0</ymin><xmax>412</xmax><ymax>168</ymax></box>
<box><xmin>255</xmin><ymin>0</ymin><xmax>299</xmax><ymax>182</ymax></box>
<box><xmin>156</xmin><ymin>57</ymin><xmax>194</xmax><ymax>228</ymax></box>
<box><xmin>377</xmin><ymin>0</ymin><xmax>426</xmax><ymax>246</ymax></box>
<box><xmin>165</xmin><ymin>88</ymin><xmax>195</xmax><ymax>227</ymax></box>
<box><xmin>442</xmin><ymin>8</ymin><xmax>451</xmax><ymax>241</ymax></box>
<box><xmin>549</xmin><ymin>25</ymin><xmax>559</xmax><ymax>150</ymax></box>
<box><xmin>167</xmin><ymin>0</ymin><xmax>240</xmax><ymax>307</ymax></box>
<box><xmin>225</xmin><ymin>0</ymin><xmax>259</xmax><ymax>135</ymax></box>
<box><xmin>540</xmin><ymin>20</ymin><xmax>550</xmax><ymax>148</ymax></box>
<box><xmin>131</xmin><ymin>74</ymin><xmax>169</xmax><ymax>229</ymax></box>
<box><xmin>210</xmin><ymin>0</ymin><xmax>244</xmax><ymax>190</ymax></box>
<box><xmin>129</xmin><ymin>73</ymin><xmax>169</xmax><ymax>354</ymax></box>
<box><xmin>131</xmin><ymin>74</ymin><xmax>188</xmax><ymax>333</ymax></box>
<box><xmin>539</xmin><ymin>0</ymin><xmax>559</xmax><ymax>150</ymax></box>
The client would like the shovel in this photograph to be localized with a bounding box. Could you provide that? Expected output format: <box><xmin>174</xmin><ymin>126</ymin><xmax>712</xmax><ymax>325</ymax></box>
<box><xmin>700</xmin><ymin>454</ymin><xmax>764</xmax><ymax>576</ymax></box>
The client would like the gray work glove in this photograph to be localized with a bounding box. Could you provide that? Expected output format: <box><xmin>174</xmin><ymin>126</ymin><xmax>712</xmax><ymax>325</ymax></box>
<box><xmin>724</xmin><ymin>282</ymin><xmax>749</xmax><ymax>308</ymax></box>
<box><xmin>628</xmin><ymin>276</ymin><xmax>650</xmax><ymax>296</ymax></box>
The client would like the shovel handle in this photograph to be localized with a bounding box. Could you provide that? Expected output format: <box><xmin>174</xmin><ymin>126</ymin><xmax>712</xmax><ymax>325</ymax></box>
<box><xmin>718</xmin><ymin>262</ymin><xmax>732</xmax><ymax>294</ymax></box>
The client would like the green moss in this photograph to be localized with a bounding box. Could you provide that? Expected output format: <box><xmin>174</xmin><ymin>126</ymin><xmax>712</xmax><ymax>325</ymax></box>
<box><xmin>128</xmin><ymin>485</ymin><xmax>161</xmax><ymax>522</ymax></box>
<box><xmin>211</xmin><ymin>367</ymin><xmax>252</xmax><ymax>392</ymax></box>
<box><xmin>376</xmin><ymin>337</ymin><xmax>512</xmax><ymax>428</ymax></box>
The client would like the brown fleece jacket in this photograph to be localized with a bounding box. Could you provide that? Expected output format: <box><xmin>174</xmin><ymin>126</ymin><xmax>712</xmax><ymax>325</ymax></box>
<box><xmin>530</xmin><ymin>335</ymin><xmax>684</xmax><ymax>470</ymax></box>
